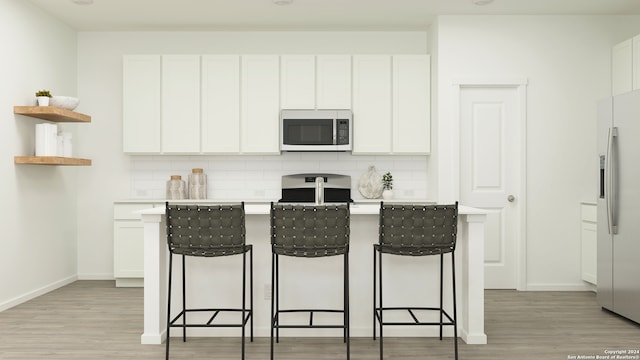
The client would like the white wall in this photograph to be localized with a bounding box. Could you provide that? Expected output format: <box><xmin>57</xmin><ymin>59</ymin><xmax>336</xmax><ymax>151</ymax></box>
<box><xmin>75</xmin><ymin>31</ymin><xmax>429</xmax><ymax>279</ymax></box>
<box><xmin>434</xmin><ymin>15</ymin><xmax>640</xmax><ymax>289</ymax></box>
<box><xmin>0</xmin><ymin>0</ymin><xmax>79</xmax><ymax>310</ymax></box>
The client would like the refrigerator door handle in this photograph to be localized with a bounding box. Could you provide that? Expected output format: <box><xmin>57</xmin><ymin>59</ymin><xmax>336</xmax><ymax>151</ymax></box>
<box><xmin>607</xmin><ymin>127</ymin><xmax>618</xmax><ymax>235</ymax></box>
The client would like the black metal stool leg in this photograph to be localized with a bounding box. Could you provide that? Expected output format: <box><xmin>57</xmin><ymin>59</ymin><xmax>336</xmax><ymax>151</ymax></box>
<box><xmin>373</xmin><ymin>246</ymin><xmax>377</xmax><ymax>341</ymax></box>
<box><xmin>378</xmin><ymin>250</ymin><xmax>383</xmax><ymax>360</ymax></box>
<box><xmin>275</xmin><ymin>254</ymin><xmax>280</xmax><ymax>343</ymax></box>
<box><xmin>345</xmin><ymin>253</ymin><xmax>350</xmax><ymax>360</ymax></box>
<box><xmin>182</xmin><ymin>255</ymin><xmax>186</xmax><ymax>343</ymax></box>
<box><xmin>270</xmin><ymin>252</ymin><xmax>275</xmax><ymax>360</ymax></box>
<box><xmin>242</xmin><ymin>250</ymin><xmax>246</xmax><ymax>360</ymax></box>
<box><xmin>439</xmin><ymin>253</ymin><xmax>444</xmax><ymax>341</ymax></box>
<box><xmin>250</xmin><ymin>246</ymin><xmax>254</xmax><ymax>342</ymax></box>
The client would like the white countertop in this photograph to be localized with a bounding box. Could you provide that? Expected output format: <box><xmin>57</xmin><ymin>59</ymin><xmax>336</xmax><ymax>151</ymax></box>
<box><xmin>135</xmin><ymin>201</ymin><xmax>485</xmax><ymax>216</ymax></box>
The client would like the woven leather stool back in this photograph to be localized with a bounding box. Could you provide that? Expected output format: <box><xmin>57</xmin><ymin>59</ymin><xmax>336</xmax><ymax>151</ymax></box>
<box><xmin>166</xmin><ymin>203</ymin><xmax>246</xmax><ymax>257</ymax></box>
<box><xmin>378</xmin><ymin>202</ymin><xmax>458</xmax><ymax>256</ymax></box>
<box><xmin>270</xmin><ymin>203</ymin><xmax>350</xmax><ymax>257</ymax></box>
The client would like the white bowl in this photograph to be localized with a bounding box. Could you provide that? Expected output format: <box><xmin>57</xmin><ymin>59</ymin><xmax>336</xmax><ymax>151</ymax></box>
<box><xmin>50</xmin><ymin>96</ymin><xmax>79</xmax><ymax>110</ymax></box>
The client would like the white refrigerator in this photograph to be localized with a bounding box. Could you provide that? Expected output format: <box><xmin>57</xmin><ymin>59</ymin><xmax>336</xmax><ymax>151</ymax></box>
<box><xmin>597</xmin><ymin>89</ymin><xmax>640</xmax><ymax>324</ymax></box>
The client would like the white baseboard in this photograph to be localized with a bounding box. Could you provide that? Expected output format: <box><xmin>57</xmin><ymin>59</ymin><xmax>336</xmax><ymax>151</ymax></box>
<box><xmin>77</xmin><ymin>273</ymin><xmax>114</xmax><ymax>280</ymax></box>
<box><xmin>523</xmin><ymin>283</ymin><xmax>595</xmax><ymax>291</ymax></box>
<box><xmin>0</xmin><ymin>275</ymin><xmax>77</xmax><ymax>312</ymax></box>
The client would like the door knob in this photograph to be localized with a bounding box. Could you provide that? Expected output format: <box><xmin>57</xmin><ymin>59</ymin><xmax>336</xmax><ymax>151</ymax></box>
<box><xmin>507</xmin><ymin>195</ymin><xmax>515</xmax><ymax>202</ymax></box>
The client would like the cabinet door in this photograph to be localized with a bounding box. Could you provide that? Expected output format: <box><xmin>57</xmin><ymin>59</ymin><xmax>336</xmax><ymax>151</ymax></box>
<box><xmin>161</xmin><ymin>55</ymin><xmax>201</xmax><ymax>153</ymax></box>
<box><xmin>352</xmin><ymin>55</ymin><xmax>391</xmax><ymax>154</ymax></box>
<box><xmin>633</xmin><ymin>35</ymin><xmax>640</xmax><ymax>91</ymax></box>
<box><xmin>316</xmin><ymin>55</ymin><xmax>352</xmax><ymax>109</ymax></box>
<box><xmin>202</xmin><ymin>55</ymin><xmax>240</xmax><ymax>153</ymax></box>
<box><xmin>241</xmin><ymin>55</ymin><xmax>280</xmax><ymax>154</ymax></box>
<box><xmin>392</xmin><ymin>55</ymin><xmax>430</xmax><ymax>154</ymax></box>
<box><xmin>281</xmin><ymin>55</ymin><xmax>315</xmax><ymax>109</ymax></box>
<box><xmin>123</xmin><ymin>55</ymin><xmax>161</xmax><ymax>153</ymax></box>
<box><xmin>113</xmin><ymin>221</ymin><xmax>144</xmax><ymax>278</ymax></box>
<box><xmin>612</xmin><ymin>39</ymin><xmax>633</xmax><ymax>96</ymax></box>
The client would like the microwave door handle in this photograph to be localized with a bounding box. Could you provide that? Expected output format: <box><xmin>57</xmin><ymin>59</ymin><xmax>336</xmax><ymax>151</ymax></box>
<box><xmin>332</xmin><ymin>117</ymin><xmax>337</xmax><ymax>145</ymax></box>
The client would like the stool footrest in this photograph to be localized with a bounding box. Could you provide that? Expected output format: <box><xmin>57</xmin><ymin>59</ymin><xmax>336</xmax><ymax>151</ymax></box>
<box><xmin>169</xmin><ymin>308</ymin><xmax>252</xmax><ymax>328</ymax></box>
<box><xmin>374</xmin><ymin>307</ymin><xmax>455</xmax><ymax>326</ymax></box>
<box><xmin>273</xmin><ymin>309</ymin><xmax>347</xmax><ymax>329</ymax></box>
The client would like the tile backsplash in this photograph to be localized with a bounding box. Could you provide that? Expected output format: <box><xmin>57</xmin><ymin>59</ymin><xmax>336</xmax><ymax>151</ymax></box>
<box><xmin>129</xmin><ymin>152</ymin><xmax>428</xmax><ymax>201</ymax></box>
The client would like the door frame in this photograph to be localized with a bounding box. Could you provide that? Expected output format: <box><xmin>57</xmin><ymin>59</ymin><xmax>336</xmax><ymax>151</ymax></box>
<box><xmin>451</xmin><ymin>77</ymin><xmax>528</xmax><ymax>291</ymax></box>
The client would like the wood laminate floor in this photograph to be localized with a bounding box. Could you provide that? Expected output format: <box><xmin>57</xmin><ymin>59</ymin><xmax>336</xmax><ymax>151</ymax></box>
<box><xmin>0</xmin><ymin>281</ymin><xmax>638</xmax><ymax>359</ymax></box>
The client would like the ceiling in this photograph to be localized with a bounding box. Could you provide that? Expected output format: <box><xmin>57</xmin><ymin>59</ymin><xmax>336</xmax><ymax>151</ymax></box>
<box><xmin>27</xmin><ymin>0</ymin><xmax>640</xmax><ymax>31</ymax></box>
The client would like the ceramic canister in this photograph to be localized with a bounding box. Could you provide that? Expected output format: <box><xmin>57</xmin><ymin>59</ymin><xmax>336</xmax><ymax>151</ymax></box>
<box><xmin>166</xmin><ymin>175</ymin><xmax>187</xmax><ymax>200</ymax></box>
<box><xmin>188</xmin><ymin>168</ymin><xmax>207</xmax><ymax>200</ymax></box>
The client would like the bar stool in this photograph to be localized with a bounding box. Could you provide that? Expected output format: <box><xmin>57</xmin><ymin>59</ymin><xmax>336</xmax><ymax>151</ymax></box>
<box><xmin>269</xmin><ymin>202</ymin><xmax>350</xmax><ymax>360</ymax></box>
<box><xmin>373</xmin><ymin>202</ymin><xmax>459</xmax><ymax>360</ymax></box>
<box><xmin>165</xmin><ymin>202</ymin><xmax>253</xmax><ymax>360</ymax></box>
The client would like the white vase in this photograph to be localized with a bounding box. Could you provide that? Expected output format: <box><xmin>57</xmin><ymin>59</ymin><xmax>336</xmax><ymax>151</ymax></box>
<box><xmin>37</xmin><ymin>96</ymin><xmax>50</xmax><ymax>106</ymax></box>
<box><xmin>382</xmin><ymin>189</ymin><xmax>394</xmax><ymax>200</ymax></box>
<box><xmin>358</xmin><ymin>165</ymin><xmax>384</xmax><ymax>199</ymax></box>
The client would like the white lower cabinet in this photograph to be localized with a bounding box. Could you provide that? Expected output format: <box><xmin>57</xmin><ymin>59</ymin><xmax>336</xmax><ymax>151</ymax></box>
<box><xmin>113</xmin><ymin>203</ymin><xmax>159</xmax><ymax>287</ymax></box>
<box><xmin>581</xmin><ymin>202</ymin><xmax>597</xmax><ymax>286</ymax></box>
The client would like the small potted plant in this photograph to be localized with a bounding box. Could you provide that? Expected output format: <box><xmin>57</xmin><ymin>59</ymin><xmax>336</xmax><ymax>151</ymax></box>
<box><xmin>35</xmin><ymin>90</ymin><xmax>52</xmax><ymax>106</ymax></box>
<box><xmin>382</xmin><ymin>172</ymin><xmax>393</xmax><ymax>199</ymax></box>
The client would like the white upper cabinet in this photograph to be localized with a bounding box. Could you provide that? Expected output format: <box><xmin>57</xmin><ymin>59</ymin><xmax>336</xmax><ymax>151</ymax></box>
<box><xmin>634</xmin><ymin>35</ymin><xmax>640</xmax><ymax>91</ymax></box>
<box><xmin>161</xmin><ymin>55</ymin><xmax>201</xmax><ymax>153</ymax></box>
<box><xmin>393</xmin><ymin>55</ymin><xmax>430</xmax><ymax>154</ymax></box>
<box><xmin>241</xmin><ymin>55</ymin><xmax>280</xmax><ymax>154</ymax></box>
<box><xmin>316</xmin><ymin>55</ymin><xmax>352</xmax><ymax>109</ymax></box>
<box><xmin>122</xmin><ymin>55</ymin><xmax>161</xmax><ymax>153</ymax></box>
<box><xmin>352</xmin><ymin>55</ymin><xmax>392</xmax><ymax>154</ymax></box>
<box><xmin>280</xmin><ymin>55</ymin><xmax>352</xmax><ymax>110</ymax></box>
<box><xmin>280</xmin><ymin>55</ymin><xmax>315</xmax><ymax>109</ymax></box>
<box><xmin>612</xmin><ymin>39</ymin><xmax>633</xmax><ymax>96</ymax></box>
<box><xmin>122</xmin><ymin>53</ymin><xmax>429</xmax><ymax>156</ymax></box>
<box><xmin>201</xmin><ymin>55</ymin><xmax>240</xmax><ymax>153</ymax></box>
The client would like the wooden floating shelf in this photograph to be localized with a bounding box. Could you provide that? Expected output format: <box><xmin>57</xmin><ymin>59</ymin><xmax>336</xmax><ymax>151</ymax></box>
<box><xmin>13</xmin><ymin>106</ymin><xmax>91</xmax><ymax>123</ymax></box>
<box><xmin>14</xmin><ymin>156</ymin><xmax>92</xmax><ymax>166</ymax></box>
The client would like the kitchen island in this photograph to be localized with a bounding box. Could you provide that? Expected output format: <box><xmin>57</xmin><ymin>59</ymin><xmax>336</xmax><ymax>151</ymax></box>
<box><xmin>138</xmin><ymin>202</ymin><xmax>487</xmax><ymax>345</ymax></box>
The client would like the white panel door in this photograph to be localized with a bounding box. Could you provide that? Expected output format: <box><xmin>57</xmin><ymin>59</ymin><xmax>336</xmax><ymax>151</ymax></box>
<box><xmin>201</xmin><ymin>55</ymin><xmax>240</xmax><ymax>153</ymax></box>
<box><xmin>392</xmin><ymin>55</ymin><xmax>430</xmax><ymax>154</ymax></box>
<box><xmin>122</xmin><ymin>55</ymin><xmax>161</xmax><ymax>153</ymax></box>
<box><xmin>460</xmin><ymin>86</ymin><xmax>521</xmax><ymax>289</ymax></box>
<box><xmin>161</xmin><ymin>55</ymin><xmax>200</xmax><ymax>153</ymax></box>
<box><xmin>316</xmin><ymin>55</ymin><xmax>352</xmax><ymax>109</ymax></box>
<box><xmin>241</xmin><ymin>55</ymin><xmax>280</xmax><ymax>154</ymax></box>
<box><xmin>612</xmin><ymin>39</ymin><xmax>633</xmax><ymax>96</ymax></box>
<box><xmin>280</xmin><ymin>55</ymin><xmax>315</xmax><ymax>109</ymax></box>
<box><xmin>352</xmin><ymin>55</ymin><xmax>391</xmax><ymax>154</ymax></box>
<box><xmin>633</xmin><ymin>35</ymin><xmax>640</xmax><ymax>91</ymax></box>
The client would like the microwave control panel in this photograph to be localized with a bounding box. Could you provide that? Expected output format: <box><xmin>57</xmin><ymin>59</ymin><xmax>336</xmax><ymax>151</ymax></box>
<box><xmin>336</xmin><ymin>119</ymin><xmax>350</xmax><ymax>145</ymax></box>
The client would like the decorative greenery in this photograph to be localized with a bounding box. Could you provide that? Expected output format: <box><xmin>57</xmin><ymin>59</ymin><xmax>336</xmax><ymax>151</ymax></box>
<box><xmin>382</xmin><ymin>172</ymin><xmax>393</xmax><ymax>190</ymax></box>
<box><xmin>35</xmin><ymin>90</ymin><xmax>52</xmax><ymax>97</ymax></box>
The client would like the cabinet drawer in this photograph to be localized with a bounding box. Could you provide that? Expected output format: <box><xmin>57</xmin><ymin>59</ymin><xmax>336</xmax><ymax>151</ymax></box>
<box><xmin>113</xmin><ymin>203</ymin><xmax>158</xmax><ymax>220</ymax></box>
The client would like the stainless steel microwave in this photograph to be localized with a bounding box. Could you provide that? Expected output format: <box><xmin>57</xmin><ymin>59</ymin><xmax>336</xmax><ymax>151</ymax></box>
<box><xmin>280</xmin><ymin>109</ymin><xmax>353</xmax><ymax>152</ymax></box>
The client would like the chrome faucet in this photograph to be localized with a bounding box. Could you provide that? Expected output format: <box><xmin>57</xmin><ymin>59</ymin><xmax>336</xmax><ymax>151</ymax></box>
<box><xmin>315</xmin><ymin>176</ymin><xmax>325</xmax><ymax>205</ymax></box>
